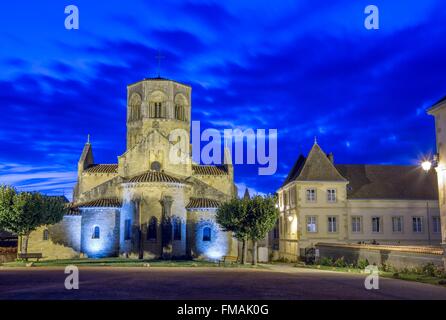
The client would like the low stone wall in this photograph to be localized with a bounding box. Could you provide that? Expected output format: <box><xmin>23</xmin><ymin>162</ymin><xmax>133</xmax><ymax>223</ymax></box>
<box><xmin>0</xmin><ymin>247</ymin><xmax>17</xmax><ymax>264</ymax></box>
<box><xmin>315</xmin><ymin>242</ymin><xmax>444</xmax><ymax>269</ymax></box>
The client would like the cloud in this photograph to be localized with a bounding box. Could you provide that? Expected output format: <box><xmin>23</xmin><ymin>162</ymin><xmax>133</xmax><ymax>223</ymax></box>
<box><xmin>0</xmin><ymin>1</ymin><xmax>445</xmax><ymax>197</ymax></box>
<box><xmin>0</xmin><ymin>163</ymin><xmax>76</xmax><ymax>199</ymax></box>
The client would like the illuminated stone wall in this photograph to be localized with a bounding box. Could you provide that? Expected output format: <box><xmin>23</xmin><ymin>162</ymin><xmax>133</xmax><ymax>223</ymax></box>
<box><xmin>187</xmin><ymin>209</ymin><xmax>237</xmax><ymax>260</ymax></box>
<box><xmin>27</xmin><ymin>215</ymin><xmax>81</xmax><ymax>260</ymax></box>
<box><xmin>80</xmin><ymin>208</ymin><xmax>120</xmax><ymax>258</ymax></box>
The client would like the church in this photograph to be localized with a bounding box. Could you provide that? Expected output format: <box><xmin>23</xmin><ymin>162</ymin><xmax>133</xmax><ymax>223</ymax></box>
<box><xmin>26</xmin><ymin>77</ymin><xmax>238</xmax><ymax>260</ymax></box>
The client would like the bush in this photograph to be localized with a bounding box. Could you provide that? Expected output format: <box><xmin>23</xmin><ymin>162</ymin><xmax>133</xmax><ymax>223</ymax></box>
<box><xmin>333</xmin><ymin>257</ymin><xmax>347</xmax><ymax>268</ymax></box>
<box><xmin>319</xmin><ymin>257</ymin><xmax>333</xmax><ymax>266</ymax></box>
<box><xmin>356</xmin><ymin>258</ymin><xmax>369</xmax><ymax>270</ymax></box>
<box><xmin>422</xmin><ymin>263</ymin><xmax>444</xmax><ymax>278</ymax></box>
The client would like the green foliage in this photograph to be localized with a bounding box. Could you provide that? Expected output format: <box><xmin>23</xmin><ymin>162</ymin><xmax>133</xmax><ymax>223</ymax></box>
<box><xmin>319</xmin><ymin>257</ymin><xmax>333</xmax><ymax>266</ymax></box>
<box><xmin>217</xmin><ymin>195</ymin><xmax>278</xmax><ymax>265</ymax></box>
<box><xmin>356</xmin><ymin>258</ymin><xmax>369</xmax><ymax>270</ymax></box>
<box><xmin>422</xmin><ymin>262</ymin><xmax>445</xmax><ymax>278</ymax></box>
<box><xmin>217</xmin><ymin>195</ymin><xmax>279</xmax><ymax>243</ymax></box>
<box><xmin>216</xmin><ymin>197</ymin><xmax>248</xmax><ymax>241</ymax></box>
<box><xmin>0</xmin><ymin>185</ymin><xmax>16</xmax><ymax>231</ymax></box>
<box><xmin>41</xmin><ymin>196</ymin><xmax>67</xmax><ymax>225</ymax></box>
<box><xmin>244</xmin><ymin>195</ymin><xmax>279</xmax><ymax>241</ymax></box>
<box><xmin>0</xmin><ymin>185</ymin><xmax>67</xmax><ymax>253</ymax></box>
<box><xmin>333</xmin><ymin>257</ymin><xmax>347</xmax><ymax>268</ymax></box>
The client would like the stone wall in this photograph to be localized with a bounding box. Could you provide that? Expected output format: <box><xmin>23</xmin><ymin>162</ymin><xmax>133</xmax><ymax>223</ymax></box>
<box><xmin>77</xmin><ymin>172</ymin><xmax>117</xmax><ymax>197</ymax></box>
<box><xmin>315</xmin><ymin>242</ymin><xmax>444</xmax><ymax>269</ymax></box>
<box><xmin>193</xmin><ymin>174</ymin><xmax>234</xmax><ymax>197</ymax></box>
<box><xmin>81</xmin><ymin>208</ymin><xmax>120</xmax><ymax>258</ymax></box>
<box><xmin>0</xmin><ymin>247</ymin><xmax>17</xmax><ymax>263</ymax></box>
<box><xmin>26</xmin><ymin>216</ymin><xmax>81</xmax><ymax>260</ymax></box>
<box><xmin>187</xmin><ymin>209</ymin><xmax>237</xmax><ymax>260</ymax></box>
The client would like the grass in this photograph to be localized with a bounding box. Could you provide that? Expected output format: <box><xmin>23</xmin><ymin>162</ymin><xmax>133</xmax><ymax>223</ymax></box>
<box><xmin>1</xmin><ymin>257</ymin><xmax>265</xmax><ymax>269</ymax></box>
<box><xmin>295</xmin><ymin>263</ymin><xmax>446</xmax><ymax>286</ymax></box>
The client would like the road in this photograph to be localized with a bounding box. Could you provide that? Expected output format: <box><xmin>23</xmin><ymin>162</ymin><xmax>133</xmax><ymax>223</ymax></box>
<box><xmin>0</xmin><ymin>264</ymin><xmax>445</xmax><ymax>300</ymax></box>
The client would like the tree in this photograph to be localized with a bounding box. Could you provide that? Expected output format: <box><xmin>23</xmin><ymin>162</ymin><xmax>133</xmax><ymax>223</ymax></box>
<box><xmin>0</xmin><ymin>185</ymin><xmax>67</xmax><ymax>256</ymax></box>
<box><xmin>245</xmin><ymin>195</ymin><xmax>279</xmax><ymax>265</ymax></box>
<box><xmin>216</xmin><ymin>198</ymin><xmax>249</xmax><ymax>264</ymax></box>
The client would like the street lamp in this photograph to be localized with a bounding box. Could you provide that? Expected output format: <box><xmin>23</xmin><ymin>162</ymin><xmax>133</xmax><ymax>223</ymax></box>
<box><xmin>420</xmin><ymin>154</ymin><xmax>439</xmax><ymax>245</ymax></box>
<box><xmin>421</xmin><ymin>154</ymin><xmax>439</xmax><ymax>172</ymax></box>
<box><xmin>422</xmin><ymin>160</ymin><xmax>432</xmax><ymax>171</ymax></box>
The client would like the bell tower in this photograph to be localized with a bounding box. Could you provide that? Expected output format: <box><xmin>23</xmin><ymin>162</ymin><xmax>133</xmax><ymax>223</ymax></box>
<box><xmin>126</xmin><ymin>77</ymin><xmax>192</xmax><ymax>151</ymax></box>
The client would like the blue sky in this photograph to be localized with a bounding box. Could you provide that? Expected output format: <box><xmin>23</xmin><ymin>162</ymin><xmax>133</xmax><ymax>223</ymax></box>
<box><xmin>0</xmin><ymin>0</ymin><xmax>445</xmax><ymax>199</ymax></box>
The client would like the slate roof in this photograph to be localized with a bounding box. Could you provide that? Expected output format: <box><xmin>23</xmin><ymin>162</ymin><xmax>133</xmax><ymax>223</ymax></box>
<box><xmin>127</xmin><ymin>170</ymin><xmax>183</xmax><ymax>183</ymax></box>
<box><xmin>282</xmin><ymin>155</ymin><xmax>307</xmax><ymax>187</ymax></box>
<box><xmin>186</xmin><ymin>197</ymin><xmax>221</xmax><ymax>209</ymax></box>
<box><xmin>71</xmin><ymin>198</ymin><xmax>123</xmax><ymax>209</ymax></box>
<box><xmin>282</xmin><ymin>143</ymin><xmax>438</xmax><ymax>200</ymax></box>
<box><xmin>192</xmin><ymin>165</ymin><xmax>228</xmax><ymax>175</ymax></box>
<box><xmin>85</xmin><ymin>164</ymin><xmax>118</xmax><ymax>174</ymax></box>
<box><xmin>335</xmin><ymin>165</ymin><xmax>438</xmax><ymax>200</ymax></box>
<box><xmin>282</xmin><ymin>144</ymin><xmax>345</xmax><ymax>187</ymax></box>
<box><xmin>428</xmin><ymin>95</ymin><xmax>446</xmax><ymax>113</ymax></box>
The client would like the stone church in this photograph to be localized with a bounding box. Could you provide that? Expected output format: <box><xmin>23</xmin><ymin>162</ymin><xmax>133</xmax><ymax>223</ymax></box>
<box><xmin>27</xmin><ymin>77</ymin><xmax>238</xmax><ymax>260</ymax></box>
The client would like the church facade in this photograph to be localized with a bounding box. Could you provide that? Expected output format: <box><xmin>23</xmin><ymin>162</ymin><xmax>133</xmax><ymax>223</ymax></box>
<box><xmin>26</xmin><ymin>77</ymin><xmax>238</xmax><ymax>260</ymax></box>
<box><xmin>277</xmin><ymin>142</ymin><xmax>441</xmax><ymax>261</ymax></box>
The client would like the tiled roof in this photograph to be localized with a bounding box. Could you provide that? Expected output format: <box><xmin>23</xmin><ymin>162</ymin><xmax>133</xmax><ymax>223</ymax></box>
<box><xmin>192</xmin><ymin>165</ymin><xmax>228</xmax><ymax>175</ymax></box>
<box><xmin>335</xmin><ymin>165</ymin><xmax>438</xmax><ymax>200</ymax></box>
<box><xmin>127</xmin><ymin>170</ymin><xmax>183</xmax><ymax>183</ymax></box>
<box><xmin>186</xmin><ymin>197</ymin><xmax>221</xmax><ymax>209</ymax></box>
<box><xmin>85</xmin><ymin>164</ymin><xmax>118</xmax><ymax>174</ymax></box>
<box><xmin>71</xmin><ymin>198</ymin><xmax>123</xmax><ymax>209</ymax></box>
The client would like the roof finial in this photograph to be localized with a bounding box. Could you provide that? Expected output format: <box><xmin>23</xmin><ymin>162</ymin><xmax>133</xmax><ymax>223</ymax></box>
<box><xmin>155</xmin><ymin>50</ymin><xmax>165</xmax><ymax>78</ymax></box>
<box><xmin>314</xmin><ymin>136</ymin><xmax>318</xmax><ymax>145</ymax></box>
<box><xmin>87</xmin><ymin>134</ymin><xmax>90</xmax><ymax>144</ymax></box>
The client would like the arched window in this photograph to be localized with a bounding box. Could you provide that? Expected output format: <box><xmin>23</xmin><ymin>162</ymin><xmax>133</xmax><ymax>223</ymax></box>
<box><xmin>203</xmin><ymin>227</ymin><xmax>211</xmax><ymax>242</ymax></box>
<box><xmin>174</xmin><ymin>94</ymin><xmax>188</xmax><ymax>122</ymax></box>
<box><xmin>43</xmin><ymin>229</ymin><xmax>49</xmax><ymax>241</ymax></box>
<box><xmin>175</xmin><ymin>105</ymin><xmax>184</xmax><ymax>121</ymax></box>
<box><xmin>173</xmin><ymin>218</ymin><xmax>182</xmax><ymax>241</ymax></box>
<box><xmin>147</xmin><ymin>217</ymin><xmax>157</xmax><ymax>240</ymax></box>
<box><xmin>149</xmin><ymin>91</ymin><xmax>167</xmax><ymax>119</ymax></box>
<box><xmin>129</xmin><ymin>93</ymin><xmax>142</xmax><ymax>121</ymax></box>
<box><xmin>92</xmin><ymin>226</ymin><xmax>100</xmax><ymax>239</ymax></box>
<box><xmin>150</xmin><ymin>161</ymin><xmax>161</xmax><ymax>172</ymax></box>
<box><xmin>153</xmin><ymin>102</ymin><xmax>164</xmax><ymax>118</ymax></box>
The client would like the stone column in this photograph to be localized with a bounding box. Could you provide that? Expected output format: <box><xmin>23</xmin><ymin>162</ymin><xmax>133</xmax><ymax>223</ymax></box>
<box><xmin>160</xmin><ymin>196</ymin><xmax>173</xmax><ymax>259</ymax></box>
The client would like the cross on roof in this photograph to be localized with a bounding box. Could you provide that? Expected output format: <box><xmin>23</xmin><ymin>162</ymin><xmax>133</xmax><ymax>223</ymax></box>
<box><xmin>155</xmin><ymin>50</ymin><xmax>165</xmax><ymax>78</ymax></box>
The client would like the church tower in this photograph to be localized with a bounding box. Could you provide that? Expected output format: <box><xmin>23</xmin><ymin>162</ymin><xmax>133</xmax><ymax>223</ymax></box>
<box><xmin>126</xmin><ymin>77</ymin><xmax>192</xmax><ymax>150</ymax></box>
